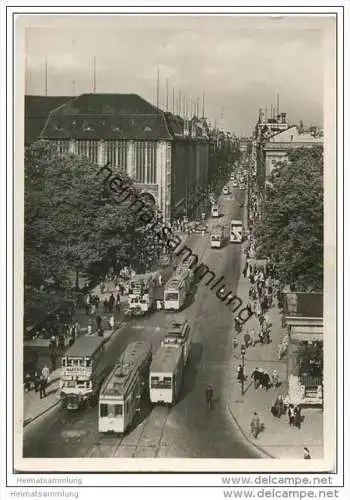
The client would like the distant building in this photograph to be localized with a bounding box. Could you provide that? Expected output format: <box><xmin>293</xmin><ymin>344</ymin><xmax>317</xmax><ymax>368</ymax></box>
<box><xmin>26</xmin><ymin>93</ymin><xmax>210</xmax><ymax>222</ymax></box>
<box><xmin>263</xmin><ymin>125</ymin><xmax>323</xmax><ymax>178</ymax></box>
<box><xmin>284</xmin><ymin>292</ymin><xmax>323</xmax><ymax>406</ymax></box>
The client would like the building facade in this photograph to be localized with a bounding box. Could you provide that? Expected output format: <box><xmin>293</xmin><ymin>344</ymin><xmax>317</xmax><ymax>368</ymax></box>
<box><xmin>284</xmin><ymin>292</ymin><xmax>323</xmax><ymax>406</ymax></box>
<box><xmin>263</xmin><ymin>125</ymin><xmax>323</xmax><ymax>178</ymax></box>
<box><xmin>26</xmin><ymin>93</ymin><xmax>210</xmax><ymax>223</ymax></box>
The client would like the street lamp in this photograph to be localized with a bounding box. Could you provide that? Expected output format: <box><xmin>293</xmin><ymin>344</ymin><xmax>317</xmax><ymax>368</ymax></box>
<box><xmin>240</xmin><ymin>345</ymin><xmax>246</xmax><ymax>395</ymax></box>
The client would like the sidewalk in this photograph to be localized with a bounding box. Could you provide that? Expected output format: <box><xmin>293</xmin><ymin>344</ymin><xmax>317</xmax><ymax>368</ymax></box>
<box><xmin>226</xmin><ymin>249</ymin><xmax>323</xmax><ymax>459</ymax></box>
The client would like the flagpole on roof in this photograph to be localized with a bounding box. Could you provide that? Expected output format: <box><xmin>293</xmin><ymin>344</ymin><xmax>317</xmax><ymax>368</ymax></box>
<box><xmin>166</xmin><ymin>78</ymin><xmax>169</xmax><ymax>112</ymax></box>
<box><xmin>156</xmin><ymin>68</ymin><xmax>160</xmax><ymax>108</ymax></box>
<box><xmin>44</xmin><ymin>57</ymin><xmax>48</xmax><ymax>96</ymax></box>
<box><xmin>93</xmin><ymin>56</ymin><xmax>96</xmax><ymax>93</ymax></box>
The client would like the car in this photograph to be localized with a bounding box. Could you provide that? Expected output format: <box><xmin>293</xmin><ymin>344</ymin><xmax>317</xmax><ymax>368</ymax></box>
<box><xmin>232</xmin><ymin>181</ymin><xmax>238</xmax><ymax>188</ymax></box>
<box><xmin>222</xmin><ymin>186</ymin><xmax>230</xmax><ymax>195</ymax></box>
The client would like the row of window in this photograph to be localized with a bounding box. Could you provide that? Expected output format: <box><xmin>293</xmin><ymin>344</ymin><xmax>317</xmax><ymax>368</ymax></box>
<box><xmin>53</xmin><ymin>140</ymin><xmax>158</xmax><ymax>184</ymax></box>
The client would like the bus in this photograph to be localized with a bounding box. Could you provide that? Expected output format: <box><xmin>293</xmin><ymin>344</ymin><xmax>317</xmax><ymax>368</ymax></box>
<box><xmin>163</xmin><ymin>264</ymin><xmax>194</xmax><ymax>311</ymax></box>
<box><xmin>161</xmin><ymin>320</ymin><xmax>192</xmax><ymax>365</ymax></box>
<box><xmin>59</xmin><ymin>336</ymin><xmax>108</xmax><ymax>410</ymax></box>
<box><xmin>230</xmin><ymin>219</ymin><xmax>243</xmax><ymax>243</ymax></box>
<box><xmin>211</xmin><ymin>204</ymin><xmax>219</xmax><ymax>218</ymax></box>
<box><xmin>149</xmin><ymin>345</ymin><xmax>184</xmax><ymax>405</ymax></box>
<box><xmin>98</xmin><ymin>341</ymin><xmax>152</xmax><ymax>434</ymax></box>
<box><xmin>210</xmin><ymin>225</ymin><xmax>225</xmax><ymax>249</ymax></box>
<box><xmin>128</xmin><ymin>272</ymin><xmax>157</xmax><ymax>315</ymax></box>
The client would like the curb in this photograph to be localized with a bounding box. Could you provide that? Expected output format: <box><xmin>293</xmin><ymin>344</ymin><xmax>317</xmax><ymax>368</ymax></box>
<box><xmin>23</xmin><ymin>400</ymin><xmax>60</xmax><ymax>428</ymax></box>
<box><xmin>226</xmin><ymin>403</ymin><xmax>275</xmax><ymax>459</ymax></box>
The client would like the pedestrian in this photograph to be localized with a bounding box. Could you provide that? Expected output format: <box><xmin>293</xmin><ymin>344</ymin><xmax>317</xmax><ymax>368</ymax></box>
<box><xmin>261</xmin><ymin>371</ymin><xmax>270</xmax><ymax>391</ymax></box>
<box><xmin>42</xmin><ymin>364</ymin><xmax>50</xmax><ymax>384</ymax></box>
<box><xmin>234</xmin><ymin>317</ymin><xmax>241</xmax><ymax>333</ymax></box>
<box><xmin>24</xmin><ymin>373</ymin><xmax>32</xmax><ymax>392</ymax></box>
<box><xmin>250</xmin><ymin>412</ymin><xmax>260</xmax><ymax>439</ymax></box>
<box><xmin>39</xmin><ymin>375</ymin><xmax>47</xmax><ymax>399</ymax></box>
<box><xmin>90</xmin><ymin>303</ymin><xmax>96</xmax><ymax>316</ymax></box>
<box><xmin>96</xmin><ymin>315</ymin><xmax>102</xmax><ymax>330</ymax></box>
<box><xmin>243</xmin><ymin>333</ymin><xmax>251</xmax><ymax>348</ymax></box>
<box><xmin>158</xmin><ymin>274</ymin><xmax>163</xmax><ymax>287</ymax></box>
<box><xmin>109</xmin><ymin>315</ymin><xmax>115</xmax><ymax>330</ymax></box>
<box><xmin>258</xmin><ymin>329</ymin><xmax>264</xmax><ymax>345</ymax></box>
<box><xmin>303</xmin><ymin>447</ymin><xmax>311</xmax><ymax>459</ymax></box>
<box><xmin>272</xmin><ymin>395</ymin><xmax>284</xmax><ymax>418</ymax></box>
<box><xmin>33</xmin><ymin>372</ymin><xmax>40</xmax><ymax>392</ymax></box>
<box><xmin>271</xmin><ymin>369</ymin><xmax>279</xmax><ymax>388</ymax></box>
<box><xmin>115</xmin><ymin>293</ymin><xmax>121</xmax><ymax>312</ymax></box>
<box><xmin>250</xmin><ymin>328</ymin><xmax>256</xmax><ymax>347</ymax></box>
<box><xmin>103</xmin><ymin>298</ymin><xmax>109</xmax><ymax>313</ymax></box>
<box><xmin>87</xmin><ymin>324</ymin><xmax>93</xmax><ymax>335</ymax></box>
<box><xmin>108</xmin><ymin>293</ymin><xmax>115</xmax><ymax>313</ymax></box>
<box><xmin>288</xmin><ymin>404</ymin><xmax>295</xmax><ymax>426</ymax></box>
<box><xmin>242</xmin><ymin>262</ymin><xmax>248</xmax><ymax>278</ymax></box>
<box><xmin>205</xmin><ymin>385</ymin><xmax>214</xmax><ymax>410</ymax></box>
<box><xmin>237</xmin><ymin>364</ymin><xmax>244</xmax><ymax>382</ymax></box>
<box><xmin>251</xmin><ymin>367</ymin><xmax>262</xmax><ymax>389</ymax></box>
<box><xmin>294</xmin><ymin>405</ymin><xmax>302</xmax><ymax>429</ymax></box>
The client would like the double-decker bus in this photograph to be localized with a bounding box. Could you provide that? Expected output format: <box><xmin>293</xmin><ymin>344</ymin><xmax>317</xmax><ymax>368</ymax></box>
<box><xmin>59</xmin><ymin>336</ymin><xmax>108</xmax><ymax>410</ymax></box>
<box><xmin>149</xmin><ymin>345</ymin><xmax>184</xmax><ymax>405</ymax></box>
<box><xmin>210</xmin><ymin>225</ymin><xmax>225</xmax><ymax>249</ymax></box>
<box><xmin>128</xmin><ymin>272</ymin><xmax>157</xmax><ymax>315</ymax></box>
<box><xmin>98</xmin><ymin>341</ymin><xmax>152</xmax><ymax>434</ymax></box>
<box><xmin>230</xmin><ymin>219</ymin><xmax>243</xmax><ymax>243</ymax></box>
<box><xmin>161</xmin><ymin>320</ymin><xmax>192</xmax><ymax>365</ymax></box>
<box><xmin>163</xmin><ymin>263</ymin><xmax>194</xmax><ymax>311</ymax></box>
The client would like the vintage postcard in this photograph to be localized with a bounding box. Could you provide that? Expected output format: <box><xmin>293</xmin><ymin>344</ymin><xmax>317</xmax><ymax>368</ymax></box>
<box><xmin>9</xmin><ymin>8</ymin><xmax>340</xmax><ymax>477</ymax></box>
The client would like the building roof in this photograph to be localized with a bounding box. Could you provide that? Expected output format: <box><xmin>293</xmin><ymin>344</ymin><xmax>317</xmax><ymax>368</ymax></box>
<box><xmin>25</xmin><ymin>95</ymin><xmax>72</xmax><ymax>143</ymax></box>
<box><xmin>40</xmin><ymin>93</ymin><xmax>178</xmax><ymax>141</ymax></box>
<box><xmin>64</xmin><ymin>335</ymin><xmax>107</xmax><ymax>357</ymax></box>
<box><xmin>284</xmin><ymin>292</ymin><xmax>323</xmax><ymax>319</ymax></box>
<box><xmin>265</xmin><ymin>125</ymin><xmax>323</xmax><ymax>145</ymax></box>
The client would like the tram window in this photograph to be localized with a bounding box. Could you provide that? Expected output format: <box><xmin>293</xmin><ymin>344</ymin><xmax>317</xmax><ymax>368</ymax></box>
<box><xmin>100</xmin><ymin>404</ymin><xmax>108</xmax><ymax>417</ymax></box>
<box><xmin>86</xmin><ymin>358</ymin><xmax>92</xmax><ymax>367</ymax></box>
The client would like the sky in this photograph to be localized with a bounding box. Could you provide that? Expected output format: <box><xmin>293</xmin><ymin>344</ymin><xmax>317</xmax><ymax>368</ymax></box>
<box><xmin>23</xmin><ymin>15</ymin><xmax>334</xmax><ymax>136</ymax></box>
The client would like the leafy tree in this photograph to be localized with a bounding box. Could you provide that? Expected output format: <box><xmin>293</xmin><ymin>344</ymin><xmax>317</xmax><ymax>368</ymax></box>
<box><xmin>24</xmin><ymin>141</ymin><xmax>161</xmax><ymax>291</ymax></box>
<box><xmin>255</xmin><ymin>146</ymin><xmax>323</xmax><ymax>291</ymax></box>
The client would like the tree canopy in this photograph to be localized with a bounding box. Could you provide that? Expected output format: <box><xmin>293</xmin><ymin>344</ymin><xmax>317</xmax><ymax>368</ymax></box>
<box><xmin>255</xmin><ymin>146</ymin><xmax>323</xmax><ymax>291</ymax></box>
<box><xmin>24</xmin><ymin>141</ymin><xmax>162</xmax><ymax>291</ymax></box>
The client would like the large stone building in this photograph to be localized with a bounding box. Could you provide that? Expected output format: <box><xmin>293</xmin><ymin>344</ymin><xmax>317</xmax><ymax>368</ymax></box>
<box><xmin>25</xmin><ymin>93</ymin><xmax>211</xmax><ymax>223</ymax></box>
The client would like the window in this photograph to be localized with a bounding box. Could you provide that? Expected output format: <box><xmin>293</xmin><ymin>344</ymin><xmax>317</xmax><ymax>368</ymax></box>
<box><xmin>165</xmin><ymin>292</ymin><xmax>178</xmax><ymax>301</ymax></box>
<box><xmin>135</xmin><ymin>142</ymin><xmax>157</xmax><ymax>184</ymax></box>
<box><xmin>100</xmin><ymin>404</ymin><xmax>122</xmax><ymax>417</ymax></box>
<box><xmin>106</xmin><ymin>141</ymin><xmax>127</xmax><ymax>170</ymax></box>
<box><xmin>271</xmin><ymin>159</ymin><xmax>276</xmax><ymax>165</ymax></box>
<box><xmin>76</xmin><ymin>140</ymin><xmax>98</xmax><ymax>164</ymax></box>
<box><xmin>55</xmin><ymin>140</ymin><xmax>69</xmax><ymax>156</ymax></box>
<box><xmin>151</xmin><ymin>377</ymin><xmax>172</xmax><ymax>389</ymax></box>
<box><xmin>86</xmin><ymin>358</ymin><xmax>91</xmax><ymax>368</ymax></box>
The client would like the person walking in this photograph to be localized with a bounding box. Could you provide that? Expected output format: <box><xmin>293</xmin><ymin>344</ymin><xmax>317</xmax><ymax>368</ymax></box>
<box><xmin>115</xmin><ymin>293</ymin><xmax>121</xmax><ymax>313</ymax></box>
<box><xmin>42</xmin><ymin>364</ymin><xmax>50</xmax><ymax>384</ymax></box>
<box><xmin>205</xmin><ymin>385</ymin><xmax>214</xmax><ymax>410</ymax></box>
<box><xmin>39</xmin><ymin>374</ymin><xmax>47</xmax><ymax>399</ymax></box>
<box><xmin>251</xmin><ymin>368</ymin><xmax>262</xmax><ymax>389</ymax></box>
<box><xmin>288</xmin><ymin>404</ymin><xmax>295</xmax><ymax>426</ymax></box>
<box><xmin>103</xmin><ymin>298</ymin><xmax>109</xmax><ymax>314</ymax></box>
<box><xmin>237</xmin><ymin>364</ymin><xmax>244</xmax><ymax>382</ymax></box>
<box><xmin>108</xmin><ymin>293</ymin><xmax>115</xmax><ymax>313</ymax></box>
<box><xmin>250</xmin><ymin>328</ymin><xmax>256</xmax><ymax>347</ymax></box>
<box><xmin>109</xmin><ymin>315</ymin><xmax>115</xmax><ymax>330</ymax></box>
<box><xmin>96</xmin><ymin>315</ymin><xmax>102</xmax><ymax>330</ymax></box>
<box><xmin>294</xmin><ymin>405</ymin><xmax>302</xmax><ymax>429</ymax></box>
<box><xmin>271</xmin><ymin>369</ymin><xmax>279</xmax><ymax>388</ymax></box>
<box><xmin>250</xmin><ymin>412</ymin><xmax>260</xmax><ymax>439</ymax></box>
<box><xmin>303</xmin><ymin>447</ymin><xmax>311</xmax><ymax>459</ymax></box>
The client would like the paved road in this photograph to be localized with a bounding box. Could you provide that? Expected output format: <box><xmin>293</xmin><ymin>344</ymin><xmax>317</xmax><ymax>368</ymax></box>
<box><xmin>23</xmin><ymin>187</ymin><xmax>258</xmax><ymax>459</ymax></box>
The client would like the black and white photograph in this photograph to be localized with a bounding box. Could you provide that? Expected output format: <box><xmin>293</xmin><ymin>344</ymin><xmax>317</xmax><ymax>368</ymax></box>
<box><xmin>8</xmin><ymin>7</ymin><xmax>342</xmax><ymax>477</ymax></box>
